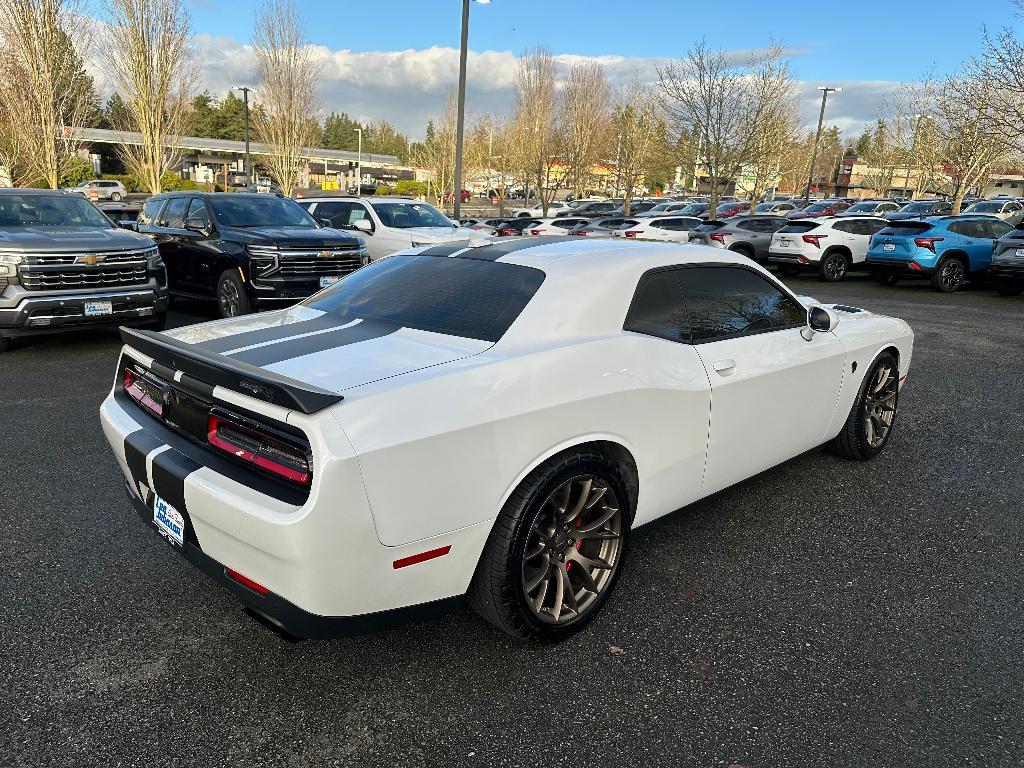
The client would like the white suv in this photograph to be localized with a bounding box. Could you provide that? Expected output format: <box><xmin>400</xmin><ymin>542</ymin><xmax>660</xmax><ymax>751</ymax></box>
<box><xmin>65</xmin><ymin>179</ymin><xmax>127</xmax><ymax>201</ymax></box>
<box><xmin>297</xmin><ymin>196</ymin><xmax>491</xmax><ymax>261</ymax></box>
<box><xmin>768</xmin><ymin>216</ymin><xmax>889</xmax><ymax>281</ymax></box>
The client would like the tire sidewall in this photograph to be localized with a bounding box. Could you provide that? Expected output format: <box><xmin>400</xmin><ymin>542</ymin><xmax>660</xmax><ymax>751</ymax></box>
<box><xmin>933</xmin><ymin>256</ymin><xmax>965</xmax><ymax>292</ymax></box>
<box><xmin>505</xmin><ymin>455</ymin><xmax>632</xmax><ymax>642</ymax></box>
<box><xmin>851</xmin><ymin>352</ymin><xmax>900</xmax><ymax>459</ymax></box>
<box><xmin>217</xmin><ymin>270</ymin><xmax>250</xmax><ymax>318</ymax></box>
<box><xmin>821</xmin><ymin>251</ymin><xmax>848</xmax><ymax>282</ymax></box>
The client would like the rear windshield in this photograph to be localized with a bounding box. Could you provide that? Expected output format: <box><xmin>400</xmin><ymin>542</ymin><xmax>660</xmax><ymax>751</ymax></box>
<box><xmin>878</xmin><ymin>221</ymin><xmax>933</xmax><ymax>236</ymax></box>
<box><xmin>778</xmin><ymin>222</ymin><xmax>820</xmax><ymax>233</ymax></box>
<box><xmin>302</xmin><ymin>254</ymin><xmax>545</xmax><ymax>343</ymax></box>
<box><xmin>900</xmin><ymin>201</ymin><xmax>937</xmax><ymax>213</ymax></box>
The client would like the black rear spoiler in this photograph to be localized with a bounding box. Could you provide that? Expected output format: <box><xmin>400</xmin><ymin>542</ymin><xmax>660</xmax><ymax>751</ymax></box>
<box><xmin>120</xmin><ymin>327</ymin><xmax>344</xmax><ymax>414</ymax></box>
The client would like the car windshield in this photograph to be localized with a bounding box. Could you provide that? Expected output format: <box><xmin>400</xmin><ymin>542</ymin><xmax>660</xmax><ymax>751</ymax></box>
<box><xmin>715</xmin><ymin>203</ymin><xmax>741</xmax><ymax>213</ymax></box>
<box><xmin>902</xmin><ymin>201</ymin><xmax>936</xmax><ymax>212</ymax></box>
<box><xmin>0</xmin><ymin>194</ymin><xmax>112</xmax><ymax>228</ymax></box>
<box><xmin>208</xmin><ymin>196</ymin><xmax>317</xmax><ymax>228</ymax></box>
<box><xmin>848</xmin><ymin>202</ymin><xmax>879</xmax><ymax>212</ymax></box>
<box><xmin>967</xmin><ymin>202</ymin><xmax>1003</xmax><ymax>212</ymax></box>
<box><xmin>373</xmin><ymin>202</ymin><xmax>455</xmax><ymax>228</ymax></box>
<box><xmin>677</xmin><ymin>203</ymin><xmax>705</xmax><ymax>215</ymax></box>
<box><xmin>303</xmin><ymin>254</ymin><xmax>544</xmax><ymax>343</ymax></box>
<box><xmin>806</xmin><ymin>202</ymin><xmax>833</xmax><ymax>212</ymax></box>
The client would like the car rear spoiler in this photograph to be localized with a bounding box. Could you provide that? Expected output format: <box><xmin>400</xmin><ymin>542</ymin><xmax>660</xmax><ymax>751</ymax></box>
<box><xmin>120</xmin><ymin>327</ymin><xmax>344</xmax><ymax>414</ymax></box>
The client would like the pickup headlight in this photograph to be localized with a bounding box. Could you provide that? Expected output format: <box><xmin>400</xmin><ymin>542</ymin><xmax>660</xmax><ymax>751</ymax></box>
<box><xmin>145</xmin><ymin>248</ymin><xmax>163</xmax><ymax>269</ymax></box>
<box><xmin>359</xmin><ymin>244</ymin><xmax>369</xmax><ymax>265</ymax></box>
<box><xmin>0</xmin><ymin>252</ymin><xmax>24</xmax><ymax>276</ymax></box>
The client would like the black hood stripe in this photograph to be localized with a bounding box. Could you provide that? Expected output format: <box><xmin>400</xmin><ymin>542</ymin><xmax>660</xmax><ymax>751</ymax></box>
<box><xmin>225</xmin><ymin>318</ymin><xmax>402</xmax><ymax>367</ymax></box>
<box><xmin>194</xmin><ymin>314</ymin><xmax>345</xmax><ymax>354</ymax></box>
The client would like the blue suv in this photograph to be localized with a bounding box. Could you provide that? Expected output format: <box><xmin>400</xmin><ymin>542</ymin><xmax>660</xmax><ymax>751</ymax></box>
<box><xmin>865</xmin><ymin>215</ymin><xmax>1013</xmax><ymax>292</ymax></box>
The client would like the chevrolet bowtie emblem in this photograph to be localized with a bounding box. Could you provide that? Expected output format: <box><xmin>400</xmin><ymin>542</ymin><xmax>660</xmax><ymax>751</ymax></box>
<box><xmin>318</xmin><ymin>251</ymin><xmax>333</xmax><ymax>258</ymax></box>
<box><xmin>76</xmin><ymin>254</ymin><xmax>106</xmax><ymax>265</ymax></box>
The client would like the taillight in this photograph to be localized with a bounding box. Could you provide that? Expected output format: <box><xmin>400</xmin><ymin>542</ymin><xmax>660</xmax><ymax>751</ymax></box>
<box><xmin>914</xmin><ymin>237</ymin><xmax>943</xmax><ymax>252</ymax></box>
<box><xmin>207</xmin><ymin>413</ymin><xmax>312</xmax><ymax>486</ymax></box>
<box><xmin>798</xmin><ymin>255</ymin><xmax>810</xmax><ymax>264</ymax></box>
<box><xmin>909</xmin><ymin>262</ymin><xmax>923</xmax><ymax>271</ymax></box>
<box><xmin>499</xmin><ymin>228</ymin><xmax>514</xmax><ymax>235</ymax></box>
<box><xmin>802</xmin><ymin>234</ymin><xmax>827</xmax><ymax>247</ymax></box>
<box><xmin>624</xmin><ymin>230</ymin><xmax>639</xmax><ymax>238</ymax></box>
<box><xmin>574</xmin><ymin>229</ymin><xmax>591</xmax><ymax>235</ymax></box>
<box><xmin>709</xmin><ymin>232</ymin><xmax>727</xmax><ymax>243</ymax></box>
<box><xmin>124</xmin><ymin>367</ymin><xmax>165</xmax><ymax>418</ymax></box>
<box><xmin>530</xmin><ymin>229</ymin><xmax>541</xmax><ymax>235</ymax></box>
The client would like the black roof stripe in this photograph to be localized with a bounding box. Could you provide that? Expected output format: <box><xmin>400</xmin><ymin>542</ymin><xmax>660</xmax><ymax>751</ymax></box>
<box><xmin>451</xmin><ymin>235</ymin><xmax>579</xmax><ymax>262</ymax></box>
<box><xmin>418</xmin><ymin>243</ymin><xmax>472</xmax><ymax>257</ymax></box>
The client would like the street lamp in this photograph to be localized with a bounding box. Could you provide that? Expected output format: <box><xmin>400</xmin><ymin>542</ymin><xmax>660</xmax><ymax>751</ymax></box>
<box><xmin>233</xmin><ymin>86</ymin><xmax>253</xmax><ymax>187</ymax></box>
<box><xmin>803</xmin><ymin>86</ymin><xmax>841</xmax><ymax>203</ymax></box>
<box><xmin>355</xmin><ymin>127</ymin><xmax>362</xmax><ymax>196</ymax></box>
<box><xmin>453</xmin><ymin>0</ymin><xmax>490</xmax><ymax>218</ymax></box>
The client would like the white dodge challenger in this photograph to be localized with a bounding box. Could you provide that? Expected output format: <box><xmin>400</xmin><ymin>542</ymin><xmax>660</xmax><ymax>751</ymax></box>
<box><xmin>99</xmin><ymin>237</ymin><xmax>913</xmax><ymax>642</ymax></box>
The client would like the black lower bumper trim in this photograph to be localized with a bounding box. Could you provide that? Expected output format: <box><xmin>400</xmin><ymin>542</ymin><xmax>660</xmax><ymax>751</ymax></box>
<box><xmin>990</xmin><ymin>263</ymin><xmax>1024</xmax><ymax>279</ymax></box>
<box><xmin>865</xmin><ymin>259</ymin><xmax>935</xmax><ymax>277</ymax></box>
<box><xmin>125</xmin><ymin>484</ymin><xmax>459</xmax><ymax>640</ymax></box>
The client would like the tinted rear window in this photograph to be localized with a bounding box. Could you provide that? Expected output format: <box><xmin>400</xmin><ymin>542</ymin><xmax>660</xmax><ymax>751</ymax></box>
<box><xmin>695</xmin><ymin>222</ymin><xmax>726</xmax><ymax>232</ymax></box>
<box><xmin>778</xmin><ymin>222</ymin><xmax>820</xmax><ymax>233</ymax></box>
<box><xmin>302</xmin><ymin>255</ymin><xmax>544</xmax><ymax>343</ymax></box>
<box><xmin>878</xmin><ymin>221</ymin><xmax>933</xmax><ymax>236</ymax></box>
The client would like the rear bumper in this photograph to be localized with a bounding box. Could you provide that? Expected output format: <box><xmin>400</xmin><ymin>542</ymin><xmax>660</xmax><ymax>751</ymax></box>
<box><xmin>767</xmin><ymin>251</ymin><xmax>813</xmax><ymax>265</ymax></box>
<box><xmin>0</xmin><ymin>287</ymin><xmax>167</xmax><ymax>337</ymax></box>
<box><xmin>990</xmin><ymin>261</ymin><xmax>1024</xmax><ymax>279</ymax></box>
<box><xmin>864</xmin><ymin>258</ymin><xmax>935</xmax><ymax>277</ymax></box>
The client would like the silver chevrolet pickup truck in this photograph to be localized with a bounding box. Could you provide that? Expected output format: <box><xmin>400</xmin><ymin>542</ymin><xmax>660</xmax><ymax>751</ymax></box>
<box><xmin>0</xmin><ymin>188</ymin><xmax>168</xmax><ymax>352</ymax></box>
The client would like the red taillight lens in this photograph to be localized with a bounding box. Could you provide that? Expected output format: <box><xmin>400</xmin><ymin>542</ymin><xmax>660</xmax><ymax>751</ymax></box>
<box><xmin>909</xmin><ymin>261</ymin><xmax>923</xmax><ymax>271</ymax></box>
<box><xmin>574</xmin><ymin>229</ymin><xmax>591</xmax><ymax>235</ymax></box>
<box><xmin>914</xmin><ymin>237</ymin><xmax>943</xmax><ymax>252</ymax></box>
<box><xmin>530</xmin><ymin>229</ymin><xmax>541</xmax><ymax>235</ymax></box>
<box><xmin>798</xmin><ymin>255</ymin><xmax>810</xmax><ymax>264</ymax></box>
<box><xmin>624</xmin><ymin>230</ymin><xmax>639</xmax><ymax>238</ymax></box>
<box><xmin>499</xmin><ymin>228</ymin><xmax>513</xmax><ymax>235</ymax></box>
<box><xmin>709</xmin><ymin>232</ymin><xmax>727</xmax><ymax>243</ymax></box>
<box><xmin>124</xmin><ymin>368</ymin><xmax>164</xmax><ymax>418</ymax></box>
<box><xmin>802</xmin><ymin>234</ymin><xmax>827</xmax><ymax>247</ymax></box>
<box><xmin>207</xmin><ymin>414</ymin><xmax>311</xmax><ymax>485</ymax></box>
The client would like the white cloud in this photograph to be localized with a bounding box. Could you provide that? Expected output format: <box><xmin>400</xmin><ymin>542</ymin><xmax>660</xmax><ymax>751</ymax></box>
<box><xmin>98</xmin><ymin>34</ymin><xmax>903</xmax><ymax>143</ymax></box>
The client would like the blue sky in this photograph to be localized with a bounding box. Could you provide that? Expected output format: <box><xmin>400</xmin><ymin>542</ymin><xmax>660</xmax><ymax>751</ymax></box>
<box><xmin>91</xmin><ymin>0</ymin><xmax>1021</xmax><ymax>139</ymax></box>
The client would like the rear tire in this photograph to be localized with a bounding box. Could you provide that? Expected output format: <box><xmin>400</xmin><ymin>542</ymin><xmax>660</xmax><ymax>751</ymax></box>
<box><xmin>994</xmin><ymin>278</ymin><xmax>1024</xmax><ymax>297</ymax></box>
<box><xmin>820</xmin><ymin>250</ymin><xmax>849</xmax><ymax>282</ymax></box>
<box><xmin>468</xmin><ymin>449</ymin><xmax>632</xmax><ymax>642</ymax></box>
<box><xmin>111</xmin><ymin>192</ymin><xmax>123</xmax><ymax>202</ymax></box>
<box><xmin>931</xmin><ymin>256</ymin><xmax>966</xmax><ymax>292</ymax></box>
<box><xmin>828</xmin><ymin>351</ymin><xmax>900</xmax><ymax>461</ymax></box>
<box><xmin>217</xmin><ymin>270</ymin><xmax>251</xmax><ymax>318</ymax></box>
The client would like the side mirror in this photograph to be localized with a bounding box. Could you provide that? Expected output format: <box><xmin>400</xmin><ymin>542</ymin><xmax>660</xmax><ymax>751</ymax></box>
<box><xmin>184</xmin><ymin>215</ymin><xmax>211</xmax><ymax>236</ymax></box>
<box><xmin>117</xmin><ymin>220</ymin><xmax>138</xmax><ymax>231</ymax></box>
<box><xmin>317</xmin><ymin>216</ymin><xmax>334</xmax><ymax>228</ymax></box>
<box><xmin>352</xmin><ymin>219</ymin><xmax>373</xmax><ymax>234</ymax></box>
<box><xmin>802</xmin><ymin>305</ymin><xmax>839</xmax><ymax>340</ymax></box>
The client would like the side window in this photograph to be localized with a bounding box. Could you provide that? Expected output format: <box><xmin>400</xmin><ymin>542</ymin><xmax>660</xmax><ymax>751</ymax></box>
<box><xmin>679</xmin><ymin>266</ymin><xmax>807</xmax><ymax>343</ymax></box>
<box><xmin>736</xmin><ymin>220</ymin><xmax>760</xmax><ymax>232</ymax></box>
<box><xmin>313</xmin><ymin>201</ymin><xmax>354</xmax><ymax>228</ymax></box>
<box><xmin>866</xmin><ymin>219</ymin><xmax>888</xmax><ymax>234</ymax></box>
<box><xmin>186</xmin><ymin>197</ymin><xmax>209</xmax><ymax>228</ymax></box>
<box><xmin>351</xmin><ymin>204</ymin><xmax>374</xmax><ymax>230</ymax></box>
<box><xmin>160</xmin><ymin>197</ymin><xmax>189</xmax><ymax>228</ymax></box>
<box><xmin>651</xmin><ymin>218</ymin><xmax>674</xmax><ymax>230</ymax></box>
<box><xmin>947</xmin><ymin>221</ymin><xmax>968</xmax><ymax>236</ymax></box>
<box><xmin>987</xmin><ymin>220</ymin><xmax>1013</xmax><ymax>239</ymax></box>
<box><xmin>623</xmin><ymin>270</ymin><xmax>688</xmax><ymax>343</ymax></box>
<box><xmin>138</xmin><ymin>198</ymin><xmax>165</xmax><ymax>226</ymax></box>
<box><xmin>831</xmin><ymin>220</ymin><xmax>853</xmax><ymax>234</ymax></box>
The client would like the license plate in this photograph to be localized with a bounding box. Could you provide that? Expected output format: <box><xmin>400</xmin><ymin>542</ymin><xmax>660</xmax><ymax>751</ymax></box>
<box><xmin>84</xmin><ymin>300</ymin><xmax>113</xmax><ymax>317</ymax></box>
<box><xmin>153</xmin><ymin>494</ymin><xmax>185</xmax><ymax>547</ymax></box>
<box><xmin>319</xmin><ymin>276</ymin><xmax>340</xmax><ymax>288</ymax></box>
<box><xmin>883</xmin><ymin>243</ymin><xmax>896</xmax><ymax>251</ymax></box>
<box><xmin>779</xmin><ymin>239</ymin><xmax>791</xmax><ymax>247</ymax></box>
<box><xmin>1015</xmin><ymin>248</ymin><xmax>1024</xmax><ymax>257</ymax></box>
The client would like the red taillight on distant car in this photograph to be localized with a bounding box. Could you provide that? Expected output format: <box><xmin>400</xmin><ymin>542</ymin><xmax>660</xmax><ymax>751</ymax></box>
<box><xmin>914</xmin><ymin>237</ymin><xmax>943</xmax><ymax>252</ymax></box>
<box><xmin>909</xmin><ymin>262</ymin><xmax>923</xmax><ymax>271</ymax></box>
<box><xmin>798</xmin><ymin>255</ymin><xmax>811</xmax><ymax>264</ymax></box>
<box><xmin>530</xmin><ymin>229</ymin><xmax>542</xmax><ymax>235</ymax></box>
<box><xmin>573</xmin><ymin>229</ymin><xmax>591</xmax><ymax>235</ymax></box>
<box><xmin>207</xmin><ymin>414</ymin><xmax>312</xmax><ymax>486</ymax></box>
<box><xmin>802</xmin><ymin>234</ymin><xmax>827</xmax><ymax>247</ymax></box>
<box><xmin>708</xmin><ymin>232</ymin><xmax>727</xmax><ymax>243</ymax></box>
<box><xmin>124</xmin><ymin>367</ymin><xmax>165</xmax><ymax>418</ymax></box>
<box><xmin>624</xmin><ymin>230</ymin><xmax>639</xmax><ymax>238</ymax></box>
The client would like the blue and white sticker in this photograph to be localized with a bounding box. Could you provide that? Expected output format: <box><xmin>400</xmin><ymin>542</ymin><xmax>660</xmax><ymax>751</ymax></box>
<box><xmin>153</xmin><ymin>494</ymin><xmax>184</xmax><ymax>547</ymax></box>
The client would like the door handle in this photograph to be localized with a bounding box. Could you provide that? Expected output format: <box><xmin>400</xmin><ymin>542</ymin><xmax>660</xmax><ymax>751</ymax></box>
<box><xmin>712</xmin><ymin>358</ymin><xmax>736</xmax><ymax>376</ymax></box>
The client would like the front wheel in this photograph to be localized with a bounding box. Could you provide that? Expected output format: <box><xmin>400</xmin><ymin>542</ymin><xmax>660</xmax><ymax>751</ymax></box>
<box><xmin>469</xmin><ymin>450</ymin><xmax>631</xmax><ymax>642</ymax></box>
<box><xmin>828</xmin><ymin>352</ymin><xmax>900</xmax><ymax>460</ymax></box>
<box><xmin>820</xmin><ymin>251</ymin><xmax>849</xmax><ymax>282</ymax></box>
<box><xmin>217</xmin><ymin>270</ymin><xmax>251</xmax><ymax>318</ymax></box>
<box><xmin>110</xmin><ymin>192</ymin><xmax>123</xmax><ymax>202</ymax></box>
<box><xmin>931</xmin><ymin>256</ymin><xmax>966</xmax><ymax>292</ymax></box>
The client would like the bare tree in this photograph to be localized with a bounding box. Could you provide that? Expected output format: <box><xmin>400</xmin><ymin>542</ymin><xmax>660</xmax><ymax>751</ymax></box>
<box><xmin>611</xmin><ymin>82</ymin><xmax>661</xmax><ymax>214</ymax></box>
<box><xmin>658</xmin><ymin>41</ymin><xmax>795</xmax><ymax>218</ymax></box>
<box><xmin>414</xmin><ymin>92</ymin><xmax>487</xmax><ymax>210</ymax></box>
<box><xmin>976</xmin><ymin>25</ymin><xmax>1024</xmax><ymax>150</ymax></box>
<box><xmin>857</xmin><ymin>118</ymin><xmax>902</xmax><ymax>198</ymax></box>
<box><xmin>512</xmin><ymin>47</ymin><xmax>559</xmax><ymax>214</ymax></box>
<box><xmin>0</xmin><ymin>0</ymin><xmax>95</xmax><ymax>188</ymax></box>
<box><xmin>558</xmin><ymin>61</ymin><xmax>611</xmax><ymax>200</ymax></box>
<box><xmin>251</xmin><ymin>0</ymin><xmax>321</xmax><ymax>196</ymax></box>
<box><xmin>103</xmin><ymin>0</ymin><xmax>193</xmax><ymax>193</ymax></box>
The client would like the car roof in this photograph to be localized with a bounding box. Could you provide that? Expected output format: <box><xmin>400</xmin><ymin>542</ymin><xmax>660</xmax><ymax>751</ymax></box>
<box><xmin>153</xmin><ymin>191</ymin><xmax>272</xmax><ymax>200</ymax></box>
<box><xmin>0</xmin><ymin>187</ymin><xmax>74</xmax><ymax>197</ymax></box>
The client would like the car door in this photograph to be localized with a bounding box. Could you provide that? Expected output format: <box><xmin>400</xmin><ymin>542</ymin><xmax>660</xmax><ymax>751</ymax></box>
<box><xmin>150</xmin><ymin>196</ymin><xmax>191</xmax><ymax>294</ymax></box>
<box><xmin>677</xmin><ymin>264</ymin><xmax>846</xmax><ymax>496</ymax></box>
<box><xmin>621</xmin><ymin>268</ymin><xmax>713</xmax><ymax>523</ymax></box>
<box><xmin>179</xmin><ymin>197</ymin><xmax>218</xmax><ymax>295</ymax></box>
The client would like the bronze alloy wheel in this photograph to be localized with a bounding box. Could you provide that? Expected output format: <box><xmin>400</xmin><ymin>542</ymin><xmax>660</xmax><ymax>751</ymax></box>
<box><xmin>520</xmin><ymin>475</ymin><xmax>624</xmax><ymax>624</ymax></box>
<box><xmin>863</xmin><ymin>361</ymin><xmax>898</xmax><ymax>448</ymax></box>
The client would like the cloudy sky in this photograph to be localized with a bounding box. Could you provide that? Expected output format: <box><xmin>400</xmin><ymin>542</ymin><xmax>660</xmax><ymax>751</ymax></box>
<box><xmin>94</xmin><ymin>0</ymin><xmax>1017</xmax><ymax>141</ymax></box>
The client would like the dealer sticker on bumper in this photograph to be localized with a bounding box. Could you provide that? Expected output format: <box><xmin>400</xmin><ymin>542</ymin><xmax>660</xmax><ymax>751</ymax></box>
<box><xmin>319</xmin><ymin>276</ymin><xmax>340</xmax><ymax>288</ymax></box>
<box><xmin>154</xmin><ymin>494</ymin><xmax>184</xmax><ymax>547</ymax></box>
<box><xmin>84</xmin><ymin>300</ymin><xmax>113</xmax><ymax>317</ymax></box>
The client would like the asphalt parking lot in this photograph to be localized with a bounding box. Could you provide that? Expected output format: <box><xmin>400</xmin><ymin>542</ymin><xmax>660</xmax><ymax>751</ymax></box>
<box><xmin>3</xmin><ymin>275</ymin><xmax>1022</xmax><ymax>767</ymax></box>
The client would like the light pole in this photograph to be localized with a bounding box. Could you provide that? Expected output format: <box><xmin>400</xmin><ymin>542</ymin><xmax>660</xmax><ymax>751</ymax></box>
<box><xmin>452</xmin><ymin>0</ymin><xmax>490</xmax><ymax>218</ymax></box>
<box><xmin>355</xmin><ymin>127</ymin><xmax>362</xmax><ymax>196</ymax></box>
<box><xmin>804</xmin><ymin>86</ymin><xmax>840</xmax><ymax>203</ymax></box>
<box><xmin>233</xmin><ymin>86</ymin><xmax>253</xmax><ymax>187</ymax></box>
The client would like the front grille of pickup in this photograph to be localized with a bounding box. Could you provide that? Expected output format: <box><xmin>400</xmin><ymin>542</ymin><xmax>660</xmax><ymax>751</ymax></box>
<box><xmin>277</xmin><ymin>248</ymin><xmax>362</xmax><ymax>277</ymax></box>
<box><xmin>19</xmin><ymin>248</ymin><xmax>152</xmax><ymax>291</ymax></box>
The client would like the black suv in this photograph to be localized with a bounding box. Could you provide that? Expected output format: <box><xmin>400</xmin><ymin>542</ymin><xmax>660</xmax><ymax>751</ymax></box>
<box><xmin>138</xmin><ymin>192</ymin><xmax>368</xmax><ymax>317</ymax></box>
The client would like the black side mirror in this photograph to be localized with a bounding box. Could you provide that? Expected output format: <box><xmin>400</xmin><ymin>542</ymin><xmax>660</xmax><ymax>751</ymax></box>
<box><xmin>318</xmin><ymin>217</ymin><xmax>334</xmax><ymax>228</ymax></box>
<box><xmin>117</xmin><ymin>220</ymin><xmax>138</xmax><ymax>231</ymax></box>
<box><xmin>184</xmin><ymin>215</ymin><xmax>211</xmax><ymax>236</ymax></box>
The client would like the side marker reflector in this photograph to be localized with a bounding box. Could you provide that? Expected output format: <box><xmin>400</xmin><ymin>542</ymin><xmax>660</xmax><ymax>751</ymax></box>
<box><xmin>393</xmin><ymin>545</ymin><xmax>452</xmax><ymax>570</ymax></box>
<box><xmin>226</xmin><ymin>567</ymin><xmax>269</xmax><ymax>595</ymax></box>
